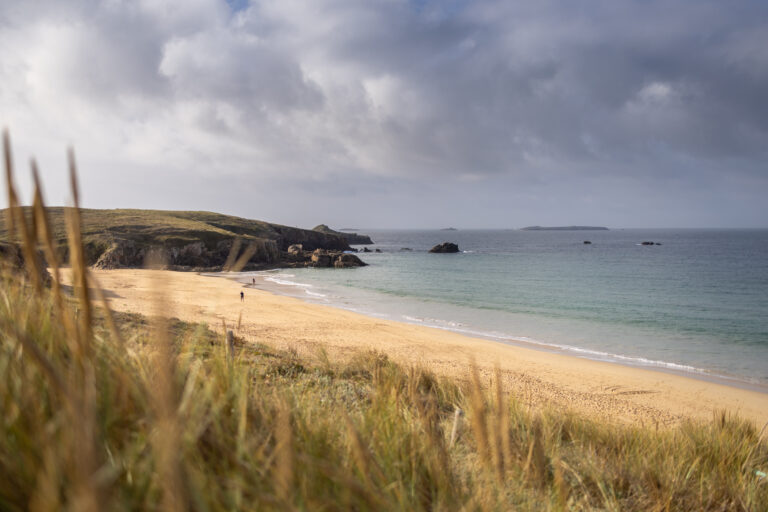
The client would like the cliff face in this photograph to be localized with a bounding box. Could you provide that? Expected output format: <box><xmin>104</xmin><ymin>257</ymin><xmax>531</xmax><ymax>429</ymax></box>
<box><xmin>91</xmin><ymin>238</ymin><xmax>282</xmax><ymax>270</ymax></box>
<box><xmin>282</xmin><ymin>247</ymin><xmax>367</xmax><ymax>269</ymax></box>
<box><xmin>0</xmin><ymin>208</ymin><xmax>360</xmax><ymax>270</ymax></box>
<box><xmin>272</xmin><ymin>226</ymin><xmax>350</xmax><ymax>251</ymax></box>
<box><xmin>312</xmin><ymin>224</ymin><xmax>374</xmax><ymax>245</ymax></box>
<box><xmin>0</xmin><ymin>241</ymin><xmax>51</xmax><ymax>283</ymax></box>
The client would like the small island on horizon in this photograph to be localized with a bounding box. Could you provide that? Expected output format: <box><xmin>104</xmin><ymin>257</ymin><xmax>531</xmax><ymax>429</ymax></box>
<box><xmin>521</xmin><ymin>226</ymin><xmax>609</xmax><ymax>231</ymax></box>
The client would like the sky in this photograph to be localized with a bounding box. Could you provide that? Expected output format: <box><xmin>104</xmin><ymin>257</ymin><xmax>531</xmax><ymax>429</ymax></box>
<box><xmin>1</xmin><ymin>0</ymin><xmax>767</xmax><ymax>229</ymax></box>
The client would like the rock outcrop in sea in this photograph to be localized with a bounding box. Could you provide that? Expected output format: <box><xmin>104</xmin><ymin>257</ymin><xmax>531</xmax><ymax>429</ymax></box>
<box><xmin>282</xmin><ymin>247</ymin><xmax>366</xmax><ymax>268</ymax></box>
<box><xmin>429</xmin><ymin>242</ymin><xmax>460</xmax><ymax>253</ymax></box>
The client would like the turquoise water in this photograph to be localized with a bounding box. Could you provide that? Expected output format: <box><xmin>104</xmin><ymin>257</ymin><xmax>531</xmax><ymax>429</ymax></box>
<box><xmin>240</xmin><ymin>229</ymin><xmax>768</xmax><ymax>386</ymax></box>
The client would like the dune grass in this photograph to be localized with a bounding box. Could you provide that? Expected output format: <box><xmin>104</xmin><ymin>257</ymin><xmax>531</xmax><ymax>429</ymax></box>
<box><xmin>1</xmin><ymin>136</ymin><xmax>767</xmax><ymax>510</ymax></box>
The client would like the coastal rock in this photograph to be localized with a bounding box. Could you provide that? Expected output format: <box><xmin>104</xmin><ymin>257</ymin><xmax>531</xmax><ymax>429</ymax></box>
<box><xmin>313</xmin><ymin>224</ymin><xmax>374</xmax><ymax>245</ymax></box>
<box><xmin>273</xmin><ymin>227</ymin><xmax>349</xmax><ymax>252</ymax></box>
<box><xmin>173</xmin><ymin>241</ymin><xmax>207</xmax><ymax>265</ymax></box>
<box><xmin>429</xmin><ymin>242</ymin><xmax>460</xmax><ymax>253</ymax></box>
<box><xmin>0</xmin><ymin>241</ymin><xmax>22</xmax><ymax>267</ymax></box>
<box><xmin>295</xmin><ymin>249</ymin><xmax>367</xmax><ymax>268</ymax></box>
<box><xmin>0</xmin><ymin>242</ymin><xmax>51</xmax><ymax>284</ymax></box>
<box><xmin>333</xmin><ymin>253</ymin><xmax>365</xmax><ymax>268</ymax></box>
<box><xmin>311</xmin><ymin>249</ymin><xmax>333</xmax><ymax>267</ymax></box>
<box><xmin>93</xmin><ymin>240</ymin><xmax>142</xmax><ymax>269</ymax></box>
<box><xmin>375</xmin><ymin>249</ymin><xmax>382</xmax><ymax>253</ymax></box>
<box><xmin>362</xmin><ymin>247</ymin><xmax>371</xmax><ymax>253</ymax></box>
<box><xmin>0</xmin><ymin>207</ymin><xmax>365</xmax><ymax>271</ymax></box>
<box><xmin>92</xmin><ymin>238</ymin><xmax>281</xmax><ymax>270</ymax></box>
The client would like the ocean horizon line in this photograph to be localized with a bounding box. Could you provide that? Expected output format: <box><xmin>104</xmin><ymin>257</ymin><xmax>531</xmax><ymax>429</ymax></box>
<box><xmin>354</xmin><ymin>226</ymin><xmax>768</xmax><ymax>232</ymax></box>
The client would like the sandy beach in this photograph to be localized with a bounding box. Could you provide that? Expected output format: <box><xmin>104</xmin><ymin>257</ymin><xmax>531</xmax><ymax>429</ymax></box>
<box><xmin>62</xmin><ymin>268</ymin><xmax>768</xmax><ymax>428</ymax></box>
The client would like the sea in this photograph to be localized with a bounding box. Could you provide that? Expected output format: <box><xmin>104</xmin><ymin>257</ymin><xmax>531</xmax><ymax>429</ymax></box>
<box><xmin>233</xmin><ymin>229</ymin><xmax>768</xmax><ymax>390</ymax></box>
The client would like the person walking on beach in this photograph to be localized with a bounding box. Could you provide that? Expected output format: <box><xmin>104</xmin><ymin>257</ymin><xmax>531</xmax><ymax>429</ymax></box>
<box><xmin>240</xmin><ymin>291</ymin><xmax>244</xmax><ymax>302</ymax></box>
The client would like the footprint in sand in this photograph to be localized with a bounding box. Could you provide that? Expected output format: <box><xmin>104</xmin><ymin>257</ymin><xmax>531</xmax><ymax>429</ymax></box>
<box><xmin>603</xmin><ymin>385</ymin><xmax>657</xmax><ymax>396</ymax></box>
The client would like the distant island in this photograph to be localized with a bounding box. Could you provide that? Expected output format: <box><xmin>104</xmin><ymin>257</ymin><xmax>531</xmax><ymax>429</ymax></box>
<box><xmin>440</xmin><ymin>227</ymin><xmax>458</xmax><ymax>231</ymax></box>
<box><xmin>521</xmin><ymin>226</ymin><xmax>609</xmax><ymax>231</ymax></box>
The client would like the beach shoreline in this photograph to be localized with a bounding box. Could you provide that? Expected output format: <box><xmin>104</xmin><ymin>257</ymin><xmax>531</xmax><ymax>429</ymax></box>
<box><xmin>67</xmin><ymin>268</ymin><xmax>768</xmax><ymax>428</ymax></box>
<box><xmin>232</xmin><ymin>270</ymin><xmax>768</xmax><ymax>395</ymax></box>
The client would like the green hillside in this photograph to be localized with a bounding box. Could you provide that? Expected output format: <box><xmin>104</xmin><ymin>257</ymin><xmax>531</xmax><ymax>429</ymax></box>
<box><xmin>0</xmin><ymin>208</ymin><xmax>351</xmax><ymax>268</ymax></box>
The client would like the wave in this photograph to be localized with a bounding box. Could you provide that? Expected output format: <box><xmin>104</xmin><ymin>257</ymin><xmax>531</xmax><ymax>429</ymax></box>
<box><xmin>396</xmin><ymin>317</ymin><xmax>735</xmax><ymax>380</ymax></box>
<box><xmin>403</xmin><ymin>315</ymin><xmax>465</xmax><ymax>328</ymax></box>
<box><xmin>257</xmin><ymin>272</ymin><xmax>724</xmax><ymax>380</ymax></box>
<box><xmin>259</xmin><ymin>274</ymin><xmax>331</xmax><ymax>299</ymax></box>
<box><xmin>264</xmin><ymin>276</ymin><xmax>311</xmax><ymax>288</ymax></box>
<box><xmin>216</xmin><ymin>269</ymin><xmax>764</xmax><ymax>389</ymax></box>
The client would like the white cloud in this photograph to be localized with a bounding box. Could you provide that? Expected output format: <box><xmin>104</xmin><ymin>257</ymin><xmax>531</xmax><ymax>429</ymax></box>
<box><xmin>637</xmin><ymin>82</ymin><xmax>674</xmax><ymax>104</ymax></box>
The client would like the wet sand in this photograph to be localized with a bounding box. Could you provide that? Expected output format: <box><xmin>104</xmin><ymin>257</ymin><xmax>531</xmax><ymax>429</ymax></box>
<box><xmin>63</xmin><ymin>268</ymin><xmax>768</xmax><ymax>428</ymax></box>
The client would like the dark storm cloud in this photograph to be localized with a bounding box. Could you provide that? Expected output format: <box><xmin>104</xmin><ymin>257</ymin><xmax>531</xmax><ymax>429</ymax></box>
<box><xmin>317</xmin><ymin>0</ymin><xmax>768</xmax><ymax>174</ymax></box>
<box><xmin>1</xmin><ymin>0</ymin><xmax>766</xmax><ymax>227</ymax></box>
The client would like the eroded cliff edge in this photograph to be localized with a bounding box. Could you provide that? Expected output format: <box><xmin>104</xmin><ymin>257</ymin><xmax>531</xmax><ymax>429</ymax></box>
<box><xmin>0</xmin><ymin>208</ymin><xmax>368</xmax><ymax>270</ymax></box>
<box><xmin>312</xmin><ymin>224</ymin><xmax>373</xmax><ymax>245</ymax></box>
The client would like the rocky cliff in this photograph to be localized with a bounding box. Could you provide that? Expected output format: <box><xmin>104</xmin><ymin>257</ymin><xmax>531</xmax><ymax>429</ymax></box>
<box><xmin>312</xmin><ymin>224</ymin><xmax>374</xmax><ymax>245</ymax></box>
<box><xmin>0</xmin><ymin>208</ymin><xmax>365</xmax><ymax>271</ymax></box>
<box><xmin>0</xmin><ymin>241</ymin><xmax>51</xmax><ymax>284</ymax></box>
<box><xmin>283</xmin><ymin>246</ymin><xmax>367</xmax><ymax>269</ymax></box>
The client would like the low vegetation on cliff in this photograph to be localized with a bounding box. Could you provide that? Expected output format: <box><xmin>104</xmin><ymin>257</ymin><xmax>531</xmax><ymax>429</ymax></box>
<box><xmin>0</xmin><ymin>207</ymin><xmax>356</xmax><ymax>270</ymax></box>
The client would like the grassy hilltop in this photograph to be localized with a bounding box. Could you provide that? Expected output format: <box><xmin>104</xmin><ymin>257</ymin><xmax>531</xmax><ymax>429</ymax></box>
<box><xmin>0</xmin><ymin>208</ymin><xmax>351</xmax><ymax>269</ymax></box>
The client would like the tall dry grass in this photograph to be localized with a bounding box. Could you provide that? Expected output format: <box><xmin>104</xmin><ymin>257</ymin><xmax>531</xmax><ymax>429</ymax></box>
<box><xmin>1</xmin><ymin>132</ymin><xmax>767</xmax><ymax>511</ymax></box>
